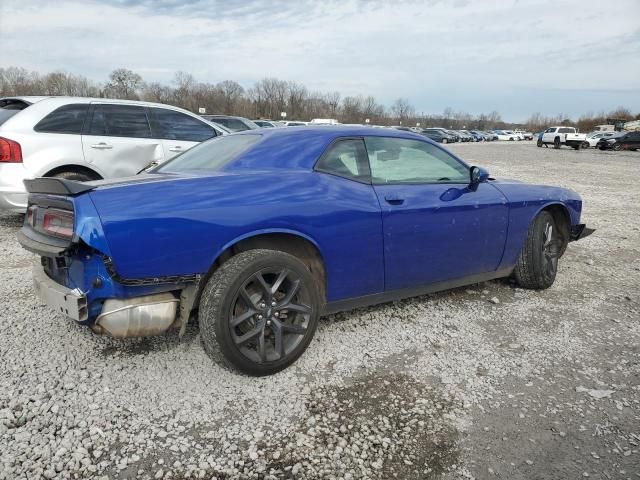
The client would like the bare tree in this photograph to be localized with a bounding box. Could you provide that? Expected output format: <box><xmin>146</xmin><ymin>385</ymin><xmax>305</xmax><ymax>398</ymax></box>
<box><xmin>104</xmin><ymin>68</ymin><xmax>143</xmax><ymax>100</ymax></box>
<box><xmin>217</xmin><ymin>80</ymin><xmax>244</xmax><ymax>115</ymax></box>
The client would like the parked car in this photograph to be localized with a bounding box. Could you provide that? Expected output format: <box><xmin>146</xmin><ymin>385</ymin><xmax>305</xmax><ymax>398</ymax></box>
<box><xmin>596</xmin><ymin>131</ymin><xmax>640</xmax><ymax>151</ymax></box>
<box><xmin>493</xmin><ymin>130</ymin><xmax>517</xmax><ymax>141</ymax></box>
<box><xmin>202</xmin><ymin>115</ymin><xmax>259</xmax><ymax>132</ymax></box>
<box><xmin>283</xmin><ymin>121</ymin><xmax>308</xmax><ymax>127</ymax></box>
<box><xmin>538</xmin><ymin>127</ymin><xmax>587</xmax><ymax>150</ymax></box>
<box><xmin>309</xmin><ymin>118</ymin><xmax>339</xmax><ymax>125</ymax></box>
<box><xmin>583</xmin><ymin>131</ymin><xmax>619</xmax><ymax>148</ymax></box>
<box><xmin>253</xmin><ymin>120</ymin><xmax>280</xmax><ymax>128</ymax></box>
<box><xmin>0</xmin><ymin>96</ymin><xmax>226</xmax><ymax>213</ymax></box>
<box><xmin>419</xmin><ymin>128</ymin><xmax>456</xmax><ymax>144</ymax></box>
<box><xmin>503</xmin><ymin>130</ymin><xmax>523</xmax><ymax>141</ymax></box>
<box><xmin>19</xmin><ymin>126</ymin><xmax>592</xmax><ymax>375</ymax></box>
<box><xmin>390</xmin><ymin>126</ymin><xmax>413</xmax><ymax>132</ymax></box>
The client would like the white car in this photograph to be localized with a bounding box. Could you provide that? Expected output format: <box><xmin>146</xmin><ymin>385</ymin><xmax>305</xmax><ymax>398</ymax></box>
<box><xmin>283</xmin><ymin>121</ymin><xmax>308</xmax><ymax>127</ymax></box>
<box><xmin>0</xmin><ymin>96</ymin><xmax>226</xmax><ymax>213</ymax></box>
<box><xmin>493</xmin><ymin>130</ymin><xmax>518</xmax><ymax>141</ymax></box>
<box><xmin>584</xmin><ymin>131</ymin><xmax>618</xmax><ymax>148</ymax></box>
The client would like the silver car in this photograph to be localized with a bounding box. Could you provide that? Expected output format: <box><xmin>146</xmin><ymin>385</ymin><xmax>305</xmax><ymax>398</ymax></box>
<box><xmin>0</xmin><ymin>96</ymin><xmax>226</xmax><ymax>213</ymax></box>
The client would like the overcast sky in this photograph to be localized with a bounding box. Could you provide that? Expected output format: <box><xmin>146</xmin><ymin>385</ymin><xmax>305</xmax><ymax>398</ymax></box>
<box><xmin>1</xmin><ymin>0</ymin><xmax>639</xmax><ymax>121</ymax></box>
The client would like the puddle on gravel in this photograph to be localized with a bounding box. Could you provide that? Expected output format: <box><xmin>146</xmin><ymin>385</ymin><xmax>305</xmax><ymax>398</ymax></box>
<box><xmin>264</xmin><ymin>373</ymin><xmax>461</xmax><ymax>479</ymax></box>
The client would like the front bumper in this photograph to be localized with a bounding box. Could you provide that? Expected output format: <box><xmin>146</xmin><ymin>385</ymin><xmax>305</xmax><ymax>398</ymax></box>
<box><xmin>570</xmin><ymin>224</ymin><xmax>595</xmax><ymax>241</ymax></box>
<box><xmin>32</xmin><ymin>265</ymin><xmax>88</xmax><ymax>321</ymax></box>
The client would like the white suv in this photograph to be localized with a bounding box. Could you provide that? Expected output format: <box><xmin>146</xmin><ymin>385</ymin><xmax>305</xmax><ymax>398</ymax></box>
<box><xmin>0</xmin><ymin>96</ymin><xmax>226</xmax><ymax>213</ymax></box>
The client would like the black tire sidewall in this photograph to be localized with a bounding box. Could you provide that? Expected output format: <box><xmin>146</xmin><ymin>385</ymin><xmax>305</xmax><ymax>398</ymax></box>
<box><xmin>200</xmin><ymin>250</ymin><xmax>321</xmax><ymax>376</ymax></box>
<box><xmin>53</xmin><ymin>171</ymin><xmax>94</xmax><ymax>182</ymax></box>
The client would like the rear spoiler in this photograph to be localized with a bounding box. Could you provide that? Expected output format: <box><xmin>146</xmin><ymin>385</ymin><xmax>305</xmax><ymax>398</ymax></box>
<box><xmin>24</xmin><ymin>177</ymin><xmax>96</xmax><ymax>196</ymax></box>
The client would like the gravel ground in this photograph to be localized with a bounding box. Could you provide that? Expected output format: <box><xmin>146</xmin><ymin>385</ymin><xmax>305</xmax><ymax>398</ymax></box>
<box><xmin>0</xmin><ymin>142</ymin><xmax>638</xmax><ymax>480</ymax></box>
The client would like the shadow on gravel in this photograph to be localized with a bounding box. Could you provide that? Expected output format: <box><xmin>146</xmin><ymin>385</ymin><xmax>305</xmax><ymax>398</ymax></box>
<box><xmin>0</xmin><ymin>213</ymin><xmax>24</xmax><ymax>228</ymax></box>
<box><xmin>99</xmin><ymin>322</ymin><xmax>200</xmax><ymax>357</ymax></box>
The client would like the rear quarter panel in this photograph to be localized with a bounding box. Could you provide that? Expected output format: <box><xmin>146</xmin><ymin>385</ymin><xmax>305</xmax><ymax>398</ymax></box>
<box><xmin>88</xmin><ymin>172</ymin><xmax>384</xmax><ymax>302</ymax></box>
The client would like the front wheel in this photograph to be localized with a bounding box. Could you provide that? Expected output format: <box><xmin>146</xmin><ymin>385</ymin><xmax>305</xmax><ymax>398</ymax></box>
<box><xmin>199</xmin><ymin>249</ymin><xmax>320</xmax><ymax>376</ymax></box>
<box><xmin>553</xmin><ymin>137</ymin><xmax>561</xmax><ymax>149</ymax></box>
<box><xmin>581</xmin><ymin>141</ymin><xmax>590</xmax><ymax>149</ymax></box>
<box><xmin>537</xmin><ymin>139</ymin><xmax>543</xmax><ymax>147</ymax></box>
<box><xmin>514</xmin><ymin>211</ymin><xmax>562</xmax><ymax>289</ymax></box>
<box><xmin>442</xmin><ymin>138</ymin><xmax>448</xmax><ymax>144</ymax></box>
<box><xmin>612</xmin><ymin>144</ymin><xmax>622</xmax><ymax>151</ymax></box>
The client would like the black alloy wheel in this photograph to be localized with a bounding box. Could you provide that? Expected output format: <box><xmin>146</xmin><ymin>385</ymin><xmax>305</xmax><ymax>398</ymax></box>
<box><xmin>199</xmin><ymin>249</ymin><xmax>320</xmax><ymax>376</ymax></box>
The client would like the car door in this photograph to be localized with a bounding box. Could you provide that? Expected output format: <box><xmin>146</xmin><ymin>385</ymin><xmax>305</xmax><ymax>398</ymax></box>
<box><xmin>364</xmin><ymin>136</ymin><xmax>509</xmax><ymax>291</ymax></box>
<box><xmin>626</xmin><ymin>132</ymin><xmax>640</xmax><ymax>149</ymax></box>
<box><xmin>542</xmin><ymin>128</ymin><xmax>556</xmax><ymax>143</ymax></box>
<box><xmin>82</xmin><ymin>103</ymin><xmax>164</xmax><ymax>178</ymax></box>
<box><xmin>148</xmin><ymin>107</ymin><xmax>218</xmax><ymax>161</ymax></box>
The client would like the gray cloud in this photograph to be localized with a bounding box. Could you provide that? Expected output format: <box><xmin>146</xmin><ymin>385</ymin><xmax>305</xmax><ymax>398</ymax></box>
<box><xmin>1</xmin><ymin>0</ymin><xmax>639</xmax><ymax>120</ymax></box>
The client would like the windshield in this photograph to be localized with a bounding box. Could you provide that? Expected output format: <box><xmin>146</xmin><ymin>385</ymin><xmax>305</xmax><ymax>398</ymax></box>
<box><xmin>154</xmin><ymin>134</ymin><xmax>262</xmax><ymax>173</ymax></box>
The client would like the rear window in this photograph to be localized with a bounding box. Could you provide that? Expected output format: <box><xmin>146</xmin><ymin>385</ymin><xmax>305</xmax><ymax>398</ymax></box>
<box><xmin>150</xmin><ymin>107</ymin><xmax>216</xmax><ymax>142</ymax></box>
<box><xmin>0</xmin><ymin>109</ymin><xmax>19</xmax><ymax>126</ymax></box>
<box><xmin>34</xmin><ymin>104</ymin><xmax>89</xmax><ymax>134</ymax></box>
<box><xmin>154</xmin><ymin>134</ymin><xmax>262</xmax><ymax>173</ymax></box>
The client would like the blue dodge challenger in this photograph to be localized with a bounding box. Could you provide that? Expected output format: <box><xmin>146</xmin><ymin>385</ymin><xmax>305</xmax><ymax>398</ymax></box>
<box><xmin>18</xmin><ymin>127</ymin><xmax>592</xmax><ymax>375</ymax></box>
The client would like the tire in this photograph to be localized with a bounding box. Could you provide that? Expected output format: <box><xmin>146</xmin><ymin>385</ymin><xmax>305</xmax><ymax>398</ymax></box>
<box><xmin>537</xmin><ymin>139</ymin><xmax>543</xmax><ymax>147</ymax></box>
<box><xmin>52</xmin><ymin>170</ymin><xmax>97</xmax><ymax>182</ymax></box>
<box><xmin>553</xmin><ymin>137</ymin><xmax>561</xmax><ymax>149</ymax></box>
<box><xmin>612</xmin><ymin>144</ymin><xmax>621</xmax><ymax>151</ymax></box>
<box><xmin>442</xmin><ymin>138</ymin><xmax>448</xmax><ymax>144</ymax></box>
<box><xmin>514</xmin><ymin>211</ymin><xmax>561</xmax><ymax>290</ymax></box>
<box><xmin>198</xmin><ymin>249</ymin><xmax>321</xmax><ymax>376</ymax></box>
<box><xmin>509</xmin><ymin>137</ymin><xmax>514</xmax><ymax>141</ymax></box>
<box><xmin>581</xmin><ymin>141</ymin><xmax>590</xmax><ymax>149</ymax></box>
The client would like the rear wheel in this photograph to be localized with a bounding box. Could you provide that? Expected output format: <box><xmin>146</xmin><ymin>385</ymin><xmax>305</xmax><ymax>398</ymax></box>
<box><xmin>442</xmin><ymin>138</ymin><xmax>448</xmax><ymax>144</ymax></box>
<box><xmin>553</xmin><ymin>137</ymin><xmax>561</xmax><ymax>149</ymax></box>
<box><xmin>199</xmin><ymin>249</ymin><xmax>321</xmax><ymax>376</ymax></box>
<box><xmin>514</xmin><ymin>211</ymin><xmax>562</xmax><ymax>290</ymax></box>
<box><xmin>537</xmin><ymin>139</ymin><xmax>543</xmax><ymax>147</ymax></box>
<box><xmin>51</xmin><ymin>170</ymin><xmax>98</xmax><ymax>182</ymax></box>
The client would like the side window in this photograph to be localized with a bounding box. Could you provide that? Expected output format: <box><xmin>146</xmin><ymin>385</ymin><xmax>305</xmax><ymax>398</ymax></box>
<box><xmin>364</xmin><ymin>137</ymin><xmax>469</xmax><ymax>185</ymax></box>
<box><xmin>315</xmin><ymin>139</ymin><xmax>371</xmax><ymax>183</ymax></box>
<box><xmin>150</xmin><ymin>108</ymin><xmax>216</xmax><ymax>142</ymax></box>
<box><xmin>559</xmin><ymin>127</ymin><xmax>573</xmax><ymax>134</ymax></box>
<box><xmin>214</xmin><ymin>118</ymin><xmax>249</xmax><ymax>131</ymax></box>
<box><xmin>34</xmin><ymin>104</ymin><xmax>89</xmax><ymax>134</ymax></box>
<box><xmin>546</xmin><ymin>128</ymin><xmax>556</xmax><ymax>133</ymax></box>
<box><xmin>88</xmin><ymin>104</ymin><xmax>151</xmax><ymax>138</ymax></box>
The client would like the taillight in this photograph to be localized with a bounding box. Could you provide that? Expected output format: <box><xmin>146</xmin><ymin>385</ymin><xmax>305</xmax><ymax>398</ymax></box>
<box><xmin>26</xmin><ymin>205</ymin><xmax>36</xmax><ymax>227</ymax></box>
<box><xmin>0</xmin><ymin>137</ymin><xmax>23</xmax><ymax>163</ymax></box>
<box><xmin>42</xmin><ymin>209</ymin><xmax>74</xmax><ymax>239</ymax></box>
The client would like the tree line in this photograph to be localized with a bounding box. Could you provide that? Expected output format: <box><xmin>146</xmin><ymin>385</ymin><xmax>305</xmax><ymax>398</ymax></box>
<box><xmin>1</xmin><ymin>66</ymin><xmax>638</xmax><ymax>132</ymax></box>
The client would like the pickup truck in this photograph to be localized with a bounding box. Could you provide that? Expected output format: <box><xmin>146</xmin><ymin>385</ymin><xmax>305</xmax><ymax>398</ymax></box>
<box><xmin>538</xmin><ymin>126</ymin><xmax>587</xmax><ymax>150</ymax></box>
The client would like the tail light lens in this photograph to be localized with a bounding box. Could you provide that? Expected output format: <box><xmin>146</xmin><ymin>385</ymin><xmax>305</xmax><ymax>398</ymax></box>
<box><xmin>0</xmin><ymin>137</ymin><xmax>23</xmax><ymax>163</ymax></box>
<box><xmin>42</xmin><ymin>209</ymin><xmax>74</xmax><ymax>239</ymax></box>
<box><xmin>26</xmin><ymin>205</ymin><xmax>36</xmax><ymax>227</ymax></box>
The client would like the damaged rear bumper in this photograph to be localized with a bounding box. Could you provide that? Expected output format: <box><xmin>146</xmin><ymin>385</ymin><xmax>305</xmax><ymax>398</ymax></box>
<box><xmin>570</xmin><ymin>224</ymin><xmax>595</xmax><ymax>242</ymax></box>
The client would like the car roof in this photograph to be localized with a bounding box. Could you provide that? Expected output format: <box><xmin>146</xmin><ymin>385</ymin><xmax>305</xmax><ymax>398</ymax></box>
<box><xmin>220</xmin><ymin>125</ymin><xmax>444</xmax><ymax>173</ymax></box>
<box><xmin>0</xmin><ymin>96</ymin><xmax>52</xmax><ymax>104</ymax></box>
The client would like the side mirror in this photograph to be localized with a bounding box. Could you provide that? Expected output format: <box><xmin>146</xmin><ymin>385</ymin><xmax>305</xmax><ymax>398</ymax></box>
<box><xmin>469</xmin><ymin>166</ymin><xmax>490</xmax><ymax>185</ymax></box>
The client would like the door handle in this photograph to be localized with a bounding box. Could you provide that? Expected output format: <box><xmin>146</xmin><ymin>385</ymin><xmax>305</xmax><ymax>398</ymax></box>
<box><xmin>384</xmin><ymin>195</ymin><xmax>404</xmax><ymax>205</ymax></box>
<box><xmin>168</xmin><ymin>146</ymin><xmax>183</xmax><ymax>152</ymax></box>
<box><xmin>90</xmin><ymin>143</ymin><xmax>113</xmax><ymax>150</ymax></box>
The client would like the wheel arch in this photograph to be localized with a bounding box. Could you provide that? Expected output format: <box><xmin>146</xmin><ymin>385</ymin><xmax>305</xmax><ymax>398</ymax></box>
<box><xmin>196</xmin><ymin>230</ymin><xmax>327</xmax><ymax>309</ymax></box>
<box><xmin>44</xmin><ymin>164</ymin><xmax>103</xmax><ymax>180</ymax></box>
<box><xmin>538</xmin><ymin>202</ymin><xmax>571</xmax><ymax>256</ymax></box>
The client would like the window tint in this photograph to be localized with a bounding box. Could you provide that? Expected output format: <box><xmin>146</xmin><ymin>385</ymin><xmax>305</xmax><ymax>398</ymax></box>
<box><xmin>364</xmin><ymin>137</ymin><xmax>469</xmax><ymax>185</ymax></box>
<box><xmin>150</xmin><ymin>108</ymin><xmax>215</xmax><ymax>142</ymax></box>
<box><xmin>315</xmin><ymin>139</ymin><xmax>371</xmax><ymax>183</ymax></box>
<box><xmin>34</xmin><ymin>104</ymin><xmax>89</xmax><ymax>134</ymax></box>
<box><xmin>155</xmin><ymin>134</ymin><xmax>262</xmax><ymax>173</ymax></box>
<box><xmin>88</xmin><ymin>104</ymin><xmax>151</xmax><ymax>138</ymax></box>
